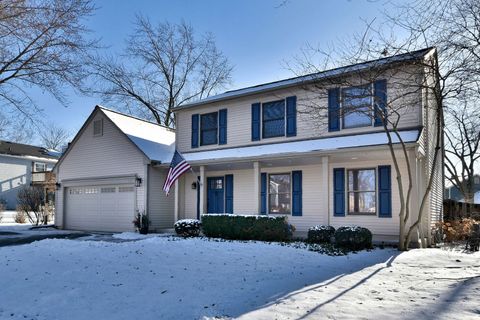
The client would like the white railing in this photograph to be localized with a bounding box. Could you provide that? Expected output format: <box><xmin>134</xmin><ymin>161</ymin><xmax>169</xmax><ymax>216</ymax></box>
<box><xmin>32</xmin><ymin>172</ymin><xmax>47</xmax><ymax>183</ymax></box>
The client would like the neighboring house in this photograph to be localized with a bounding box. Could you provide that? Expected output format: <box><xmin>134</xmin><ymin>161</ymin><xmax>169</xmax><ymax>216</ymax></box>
<box><xmin>53</xmin><ymin>107</ymin><xmax>175</xmax><ymax>232</ymax></box>
<box><xmin>445</xmin><ymin>175</ymin><xmax>480</xmax><ymax>203</ymax></box>
<box><xmin>170</xmin><ymin>47</ymin><xmax>444</xmax><ymax>243</ymax></box>
<box><xmin>0</xmin><ymin>141</ymin><xmax>59</xmax><ymax>210</ymax></box>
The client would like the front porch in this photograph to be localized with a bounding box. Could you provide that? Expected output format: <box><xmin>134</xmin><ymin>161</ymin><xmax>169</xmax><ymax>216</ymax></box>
<box><xmin>170</xmin><ymin>146</ymin><xmax>427</xmax><ymax>242</ymax></box>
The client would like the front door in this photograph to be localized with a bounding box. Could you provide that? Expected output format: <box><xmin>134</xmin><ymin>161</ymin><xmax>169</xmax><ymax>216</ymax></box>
<box><xmin>207</xmin><ymin>177</ymin><xmax>224</xmax><ymax>213</ymax></box>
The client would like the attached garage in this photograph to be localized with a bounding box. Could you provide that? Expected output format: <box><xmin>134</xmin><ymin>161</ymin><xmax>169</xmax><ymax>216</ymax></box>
<box><xmin>65</xmin><ymin>183</ymin><xmax>135</xmax><ymax>232</ymax></box>
<box><xmin>54</xmin><ymin>106</ymin><xmax>175</xmax><ymax>233</ymax></box>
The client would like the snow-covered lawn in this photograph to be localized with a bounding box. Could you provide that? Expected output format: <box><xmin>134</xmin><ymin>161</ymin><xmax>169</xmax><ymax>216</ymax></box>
<box><xmin>0</xmin><ymin>236</ymin><xmax>478</xmax><ymax>320</ymax></box>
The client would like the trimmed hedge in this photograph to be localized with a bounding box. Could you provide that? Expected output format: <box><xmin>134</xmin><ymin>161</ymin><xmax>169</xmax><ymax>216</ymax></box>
<box><xmin>201</xmin><ymin>214</ymin><xmax>294</xmax><ymax>241</ymax></box>
<box><xmin>174</xmin><ymin>219</ymin><xmax>202</xmax><ymax>237</ymax></box>
<box><xmin>308</xmin><ymin>225</ymin><xmax>335</xmax><ymax>243</ymax></box>
<box><xmin>334</xmin><ymin>226</ymin><xmax>372</xmax><ymax>250</ymax></box>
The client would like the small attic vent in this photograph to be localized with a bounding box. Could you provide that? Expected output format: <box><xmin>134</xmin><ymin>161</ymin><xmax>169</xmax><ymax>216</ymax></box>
<box><xmin>93</xmin><ymin>119</ymin><xmax>103</xmax><ymax>137</ymax></box>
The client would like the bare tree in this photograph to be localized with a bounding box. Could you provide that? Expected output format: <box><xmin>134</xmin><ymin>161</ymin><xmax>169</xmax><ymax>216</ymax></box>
<box><xmin>0</xmin><ymin>0</ymin><xmax>96</xmax><ymax>127</ymax></box>
<box><xmin>444</xmin><ymin>105</ymin><xmax>480</xmax><ymax>204</ymax></box>
<box><xmin>0</xmin><ymin>110</ymin><xmax>34</xmax><ymax>143</ymax></box>
<box><xmin>40</xmin><ymin>122</ymin><xmax>71</xmax><ymax>150</ymax></box>
<box><xmin>289</xmin><ymin>0</ymin><xmax>480</xmax><ymax>250</ymax></box>
<box><xmin>89</xmin><ymin>17</ymin><xmax>233</xmax><ymax>127</ymax></box>
<box><xmin>17</xmin><ymin>185</ymin><xmax>47</xmax><ymax>225</ymax></box>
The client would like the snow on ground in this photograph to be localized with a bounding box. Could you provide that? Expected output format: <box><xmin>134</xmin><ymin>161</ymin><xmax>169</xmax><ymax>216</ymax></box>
<box><xmin>0</xmin><ymin>223</ymin><xmax>81</xmax><ymax>237</ymax></box>
<box><xmin>111</xmin><ymin>232</ymin><xmax>172</xmax><ymax>240</ymax></box>
<box><xmin>0</xmin><ymin>237</ymin><xmax>478</xmax><ymax>320</ymax></box>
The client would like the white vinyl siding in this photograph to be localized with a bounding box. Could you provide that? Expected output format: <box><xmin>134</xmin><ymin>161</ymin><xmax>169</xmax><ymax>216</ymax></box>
<box><xmin>176</xmin><ymin>149</ymin><xmax>424</xmax><ymax>240</ymax></box>
<box><xmin>175</xmin><ymin>66</ymin><xmax>423</xmax><ymax>153</ymax></box>
<box><xmin>55</xmin><ymin>111</ymin><xmax>150</xmax><ymax>230</ymax></box>
<box><xmin>0</xmin><ymin>155</ymin><xmax>56</xmax><ymax>210</ymax></box>
<box><xmin>148</xmin><ymin>166</ymin><xmax>175</xmax><ymax>229</ymax></box>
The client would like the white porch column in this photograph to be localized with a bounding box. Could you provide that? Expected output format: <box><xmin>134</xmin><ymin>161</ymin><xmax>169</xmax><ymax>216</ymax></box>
<box><xmin>253</xmin><ymin>162</ymin><xmax>261</xmax><ymax>214</ymax></box>
<box><xmin>174</xmin><ymin>180</ymin><xmax>179</xmax><ymax>222</ymax></box>
<box><xmin>322</xmin><ymin>156</ymin><xmax>330</xmax><ymax>225</ymax></box>
<box><xmin>199</xmin><ymin>165</ymin><xmax>206</xmax><ymax>215</ymax></box>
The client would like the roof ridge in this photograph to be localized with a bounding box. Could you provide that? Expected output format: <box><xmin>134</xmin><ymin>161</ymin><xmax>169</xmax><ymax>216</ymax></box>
<box><xmin>223</xmin><ymin>47</ymin><xmax>435</xmax><ymax>95</ymax></box>
<box><xmin>175</xmin><ymin>46</ymin><xmax>436</xmax><ymax>110</ymax></box>
<box><xmin>96</xmin><ymin>105</ymin><xmax>175</xmax><ymax>131</ymax></box>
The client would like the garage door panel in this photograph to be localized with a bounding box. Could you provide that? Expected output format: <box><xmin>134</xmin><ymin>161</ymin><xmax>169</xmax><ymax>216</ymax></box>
<box><xmin>65</xmin><ymin>184</ymin><xmax>135</xmax><ymax>232</ymax></box>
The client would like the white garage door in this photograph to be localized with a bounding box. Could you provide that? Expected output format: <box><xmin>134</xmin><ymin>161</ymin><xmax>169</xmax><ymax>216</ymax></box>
<box><xmin>65</xmin><ymin>184</ymin><xmax>135</xmax><ymax>232</ymax></box>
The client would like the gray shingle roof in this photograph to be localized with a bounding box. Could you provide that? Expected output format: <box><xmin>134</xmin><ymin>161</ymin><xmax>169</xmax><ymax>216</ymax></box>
<box><xmin>0</xmin><ymin>140</ymin><xmax>60</xmax><ymax>160</ymax></box>
<box><xmin>174</xmin><ymin>47</ymin><xmax>435</xmax><ymax>110</ymax></box>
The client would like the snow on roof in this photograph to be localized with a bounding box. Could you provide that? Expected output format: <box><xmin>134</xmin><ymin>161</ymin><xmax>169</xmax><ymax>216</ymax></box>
<box><xmin>183</xmin><ymin>129</ymin><xmax>420</xmax><ymax>163</ymax></box>
<box><xmin>176</xmin><ymin>47</ymin><xmax>435</xmax><ymax>110</ymax></box>
<box><xmin>100</xmin><ymin>107</ymin><xmax>175</xmax><ymax>163</ymax></box>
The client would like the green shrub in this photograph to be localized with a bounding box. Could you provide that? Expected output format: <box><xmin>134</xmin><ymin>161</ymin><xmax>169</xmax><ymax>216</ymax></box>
<box><xmin>308</xmin><ymin>225</ymin><xmax>335</xmax><ymax>243</ymax></box>
<box><xmin>201</xmin><ymin>214</ymin><xmax>294</xmax><ymax>242</ymax></box>
<box><xmin>132</xmin><ymin>211</ymin><xmax>150</xmax><ymax>234</ymax></box>
<box><xmin>174</xmin><ymin>219</ymin><xmax>201</xmax><ymax>237</ymax></box>
<box><xmin>334</xmin><ymin>226</ymin><xmax>372</xmax><ymax>250</ymax></box>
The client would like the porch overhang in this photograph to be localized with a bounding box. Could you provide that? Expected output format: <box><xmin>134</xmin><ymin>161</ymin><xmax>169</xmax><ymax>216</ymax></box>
<box><xmin>179</xmin><ymin>129</ymin><xmax>420</xmax><ymax>166</ymax></box>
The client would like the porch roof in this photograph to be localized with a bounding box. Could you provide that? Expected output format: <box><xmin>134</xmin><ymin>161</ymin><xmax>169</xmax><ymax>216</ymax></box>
<box><xmin>183</xmin><ymin>129</ymin><xmax>420</xmax><ymax>164</ymax></box>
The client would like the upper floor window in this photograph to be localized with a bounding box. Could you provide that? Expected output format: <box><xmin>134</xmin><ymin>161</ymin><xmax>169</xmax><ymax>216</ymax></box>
<box><xmin>34</xmin><ymin>162</ymin><xmax>46</xmax><ymax>172</ymax></box>
<box><xmin>342</xmin><ymin>85</ymin><xmax>373</xmax><ymax>129</ymax></box>
<box><xmin>262</xmin><ymin>100</ymin><xmax>285</xmax><ymax>138</ymax></box>
<box><xmin>192</xmin><ymin>109</ymin><xmax>227</xmax><ymax>148</ymax></box>
<box><xmin>347</xmin><ymin>168</ymin><xmax>376</xmax><ymax>214</ymax></box>
<box><xmin>200</xmin><ymin>112</ymin><xmax>218</xmax><ymax>146</ymax></box>
<box><xmin>328</xmin><ymin>80</ymin><xmax>386</xmax><ymax>132</ymax></box>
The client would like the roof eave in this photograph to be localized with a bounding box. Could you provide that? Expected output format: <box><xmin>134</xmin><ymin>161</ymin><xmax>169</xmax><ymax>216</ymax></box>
<box><xmin>174</xmin><ymin>47</ymin><xmax>435</xmax><ymax>111</ymax></box>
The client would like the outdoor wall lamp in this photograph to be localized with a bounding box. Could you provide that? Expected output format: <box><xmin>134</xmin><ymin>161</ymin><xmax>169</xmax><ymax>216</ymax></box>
<box><xmin>55</xmin><ymin>182</ymin><xmax>61</xmax><ymax>190</ymax></box>
<box><xmin>191</xmin><ymin>182</ymin><xmax>197</xmax><ymax>190</ymax></box>
<box><xmin>135</xmin><ymin>177</ymin><xmax>142</xmax><ymax>187</ymax></box>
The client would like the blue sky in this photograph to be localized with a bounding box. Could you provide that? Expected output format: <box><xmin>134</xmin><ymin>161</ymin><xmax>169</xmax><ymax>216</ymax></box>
<box><xmin>35</xmin><ymin>0</ymin><xmax>401</xmax><ymax>138</ymax></box>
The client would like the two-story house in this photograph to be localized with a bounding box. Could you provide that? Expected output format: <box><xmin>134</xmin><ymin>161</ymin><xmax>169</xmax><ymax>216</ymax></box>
<box><xmin>0</xmin><ymin>140</ymin><xmax>59</xmax><ymax>210</ymax></box>
<box><xmin>54</xmin><ymin>47</ymin><xmax>443</xmax><ymax>244</ymax></box>
<box><xmin>170</xmin><ymin>47</ymin><xmax>443</xmax><ymax>243</ymax></box>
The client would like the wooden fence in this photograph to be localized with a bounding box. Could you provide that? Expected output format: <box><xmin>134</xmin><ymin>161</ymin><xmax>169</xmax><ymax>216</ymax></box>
<box><xmin>443</xmin><ymin>199</ymin><xmax>480</xmax><ymax>221</ymax></box>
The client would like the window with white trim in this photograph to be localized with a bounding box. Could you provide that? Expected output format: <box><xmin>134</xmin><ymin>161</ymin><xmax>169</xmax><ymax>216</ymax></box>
<box><xmin>200</xmin><ymin>112</ymin><xmax>218</xmax><ymax>146</ymax></box>
<box><xmin>347</xmin><ymin>168</ymin><xmax>376</xmax><ymax>214</ymax></box>
<box><xmin>268</xmin><ymin>173</ymin><xmax>291</xmax><ymax>214</ymax></box>
<box><xmin>33</xmin><ymin>162</ymin><xmax>46</xmax><ymax>172</ymax></box>
<box><xmin>342</xmin><ymin>84</ymin><xmax>373</xmax><ymax>129</ymax></box>
<box><xmin>262</xmin><ymin>100</ymin><xmax>285</xmax><ymax>138</ymax></box>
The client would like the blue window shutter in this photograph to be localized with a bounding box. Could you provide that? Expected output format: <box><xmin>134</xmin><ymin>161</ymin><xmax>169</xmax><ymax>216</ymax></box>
<box><xmin>292</xmin><ymin>170</ymin><xmax>302</xmax><ymax>216</ymax></box>
<box><xmin>191</xmin><ymin>114</ymin><xmax>199</xmax><ymax>148</ymax></box>
<box><xmin>260</xmin><ymin>173</ymin><xmax>267</xmax><ymax>214</ymax></box>
<box><xmin>333</xmin><ymin>168</ymin><xmax>345</xmax><ymax>216</ymax></box>
<box><xmin>374</xmin><ymin>80</ymin><xmax>387</xmax><ymax>127</ymax></box>
<box><xmin>286</xmin><ymin>96</ymin><xmax>297</xmax><ymax>137</ymax></box>
<box><xmin>328</xmin><ymin>88</ymin><xmax>340</xmax><ymax>132</ymax></box>
<box><xmin>225</xmin><ymin>174</ymin><xmax>234</xmax><ymax>214</ymax></box>
<box><xmin>219</xmin><ymin>109</ymin><xmax>227</xmax><ymax>145</ymax></box>
<box><xmin>378</xmin><ymin>165</ymin><xmax>392</xmax><ymax>218</ymax></box>
<box><xmin>251</xmin><ymin>103</ymin><xmax>261</xmax><ymax>141</ymax></box>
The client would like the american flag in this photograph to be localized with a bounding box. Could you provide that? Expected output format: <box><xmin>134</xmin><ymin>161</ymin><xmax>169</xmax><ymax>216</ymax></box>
<box><xmin>163</xmin><ymin>150</ymin><xmax>191</xmax><ymax>195</ymax></box>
